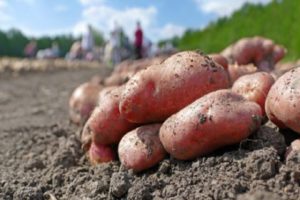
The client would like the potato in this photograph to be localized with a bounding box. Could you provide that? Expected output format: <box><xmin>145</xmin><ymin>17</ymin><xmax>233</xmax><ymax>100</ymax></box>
<box><xmin>69</xmin><ymin>81</ymin><xmax>103</xmax><ymax>125</ymax></box>
<box><xmin>85</xmin><ymin>86</ymin><xmax>137</xmax><ymax>145</ymax></box>
<box><xmin>104</xmin><ymin>56</ymin><xmax>166</xmax><ymax>86</ymax></box>
<box><xmin>159</xmin><ymin>89</ymin><xmax>262</xmax><ymax>160</ymax></box>
<box><xmin>228</xmin><ymin>63</ymin><xmax>258</xmax><ymax>84</ymax></box>
<box><xmin>266</xmin><ymin>67</ymin><xmax>300</xmax><ymax>132</ymax></box>
<box><xmin>120</xmin><ymin>51</ymin><xmax>230</xmax><ymax>123</ymax></box>
<box><xmin>232</xmin><ymin>72</ymin><xmax>275</xmax><ymax>115</ymax></box>
<box><xmin>80</xmin><ymin>86</ymin><xmax>119</xmax><ymax>151</ymax></box>
<box><xmin>104</xmin><ymin>71</ymin><xmax>134</xmax><ymax>86</ymax></box>
<box><xmin>209</xmin><ymin>54</ymin><xmax>228</xmax><ymax>69</ymax></box>
<box><xmin>88</xmin><ymin>142</ymin><xmax>115</xmax><ymax>164</ymax></box>
<box><xmin>98</xmin><ymin>86</ymin><xmax>118</xmax><ymax>102</ymax></box>
<box><xmin>118</xmin><ymin>124</ymin><xmax>166</xmax><ymax>172</ymax></box>
<box><xmin>272</xmin><ymin>62</ymin><xmax>297</xmax><ymax>79</ymax></box>
<box><xmin>221</xmin><ymin>36</ymin><xmax>286</xmax><ymax>72</ymax></box>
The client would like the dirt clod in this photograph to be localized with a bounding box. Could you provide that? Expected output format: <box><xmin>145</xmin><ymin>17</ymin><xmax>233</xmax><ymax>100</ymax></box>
<box><xmin>110</xmin><ymin>172</ymin><xmax>130</xmax><ymax>198</ymax></box>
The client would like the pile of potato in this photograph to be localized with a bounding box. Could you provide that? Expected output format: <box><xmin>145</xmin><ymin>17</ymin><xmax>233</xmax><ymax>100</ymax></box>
<box><xmin>69</xmin><ymin>36</ymin><xmax>300</xmax><ymax>172</ymax></box>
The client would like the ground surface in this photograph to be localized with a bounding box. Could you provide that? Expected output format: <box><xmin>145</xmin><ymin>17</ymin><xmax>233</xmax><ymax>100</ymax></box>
<box><xmin>0</xmin><ymin>67</ymin><xmax>300</xmax><ymax>200</ymax></box>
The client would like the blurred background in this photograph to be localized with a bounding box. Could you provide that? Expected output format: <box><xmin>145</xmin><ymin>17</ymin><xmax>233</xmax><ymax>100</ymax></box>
<box><xmin>0</xmin><ymin>0</ymin><xmax>298</xmax><ymax>62</ymax></box>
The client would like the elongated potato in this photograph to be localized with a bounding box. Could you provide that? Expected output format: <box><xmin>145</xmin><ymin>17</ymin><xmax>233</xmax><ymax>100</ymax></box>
<box><xmin>118</xmin><ymin>124</ymin><xmax>166</xmax><ymax>172</ymax></box>
<box><xmin>232</xmin><ymin>72</ymin><xmax>275</xmax><ymax>115</ymax></box>
<box><xmin>266</xmin><ymin>67</ymin><xmax>300</xmax><ymax>132</ymax></box>
<box><xmin>159</xmin><ymin>90</ymin><xmax>262</xmax><ymax>160</ymax></box>
<box><xmin>85</xmin><ymin>86</ymin><xmax>138</xmax><ymax>145</ymax></box>
<box><xmin>120</xmin><ymin>51</ymin><xmax>230</xmax><ymax>123</ymax></box>
<box><xmin>88</xmin><ymin>142</ymin><xmax>115</xmax><ymax>164</ymax></box>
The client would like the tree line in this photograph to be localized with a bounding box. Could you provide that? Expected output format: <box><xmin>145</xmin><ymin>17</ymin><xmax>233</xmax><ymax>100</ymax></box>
<box><xmin>0</xmin><ymin>26</ymin><xmax>104</xmax><ymax>58</ymax></box>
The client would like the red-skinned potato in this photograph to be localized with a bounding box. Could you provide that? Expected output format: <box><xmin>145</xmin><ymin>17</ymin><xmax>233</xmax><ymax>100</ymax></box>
<box><xmin>80</xmin><ymin>86</ymin><xmax>119</xmax><ymax>151</ymax></box>
<box><xmin>232</xmin><ymin>72</ymin><xmax>275</xmax><ymax>115</ymax></box>
<box><xmin>88</xmin><ymin>142</ymin><xmax>115</xmax><ymax>164</ymax></box>
<box><xmin>104</xmin><ymin>71</ymin><xmax>135</xmax><ymax>86</ymax></box>
<box><xmin>120</xmin><ymin>51</ymin><xmax>230</xmax><ymax>123</ymax></box>
<box><xmin>209</xmin><ymin>54</ymin><xmax>228</xmax><ymax>70</ymax></box>
<box><xmin>104</xmin><ymin>56</ymin><xmax>166</xmax><ymax>86</ymax></box>
<box><xmin>85</xmin><ymin>86</ymin><xmax>138</xmax><ymax>145</ymax></box>
<box><xmin>159</xmin><ymin>89</ymin><xmax>262</xmax><ymax>160</ymax></box>
<box><xmin>118</xmin><ymin>124</ymin><xmax>166</xmax><ymax>172</ymax></box>
<box><xmin>228</xmin><ymin>63</ymin><xmax>258</xmax><ymax>84</ymax></box>
<box><xmin>221</xmin><ymin>36</ymin><xmax>286</xmax><ymax>72</ymax></box>
<box><xmin>266</xmin><ymin>67</ymin><xmax>300</xmax><ymax>132</ymax></box>
<box><xmin>69</xmin><ymin>81</ymin><xmax>103</xmax><ymax>125</ymax></box>
<box><xmin>98</xmin><ymin>86</ymin><xmax>118</xmax><ymax>102</ymax></box>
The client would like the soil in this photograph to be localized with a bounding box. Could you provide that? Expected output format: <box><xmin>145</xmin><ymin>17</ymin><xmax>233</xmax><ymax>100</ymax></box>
<box><xmin>0</xmin><ymin>66</ymin><xmax>300</xmax><ymax>200</ymax></box>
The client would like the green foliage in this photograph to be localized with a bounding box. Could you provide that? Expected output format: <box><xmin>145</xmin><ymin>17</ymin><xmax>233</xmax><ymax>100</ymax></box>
<box><xmin>176</xmin><ymin>0</ymin><xmax>300</xmax><ymax>61</ymax></box>
<box><xmin>0</xmin><ymin>24</ymin><xmax>105</xmax><ymax>57</ymax></box>
<box><xmin>90</xmin><ymin>26</ymin><xmax>105</xmax><ymax>46</ymax></box>
<box><xmin>0</xmin><ymin>28</ymin><xmax>78</xmax><ymax>57</ymax></box>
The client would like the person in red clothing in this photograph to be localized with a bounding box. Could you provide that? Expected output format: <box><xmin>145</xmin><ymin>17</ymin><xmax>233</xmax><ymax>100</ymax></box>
<box><xmin>134</xmin><ymin>21</ymin><xmax>143</xmax><ymax>59</ymax></box>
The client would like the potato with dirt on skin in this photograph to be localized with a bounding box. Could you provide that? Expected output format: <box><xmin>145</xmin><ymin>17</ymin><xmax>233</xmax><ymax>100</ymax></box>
<box><xmin>209</xmin><ymin>54</ymin><xmax>228</xmax><ymax>69</ymax></box>
<box><xmin>85</xmin><ymin>86</ymin><xmax>138</xmax><ymax>145</ymax></box>
<box><xmin>232</xmin><ymin>72</ymin><xmax>275</xmax><ymax>115</ymax></box>
<box><xmin>266</xmin><ymin>67</ymin><xmax>300</xmax><ymax>132</ymax></box>
<box><xmin>88</xmin><ymin>142</ymin><xmax>115</xmax><ymax>164</ymax></box>
<box><xmin>104</xmin><ymin>56</ymin><xmax>166</xmax><ymax>86</ymax></box>
<box><xmin>118</xmin><ymin>124</ymin><xmax>166</xmax><ymax>172</ymax></box>
<box><xmin>80</xmin><ymin>86</ymin><xmax>119</xmax><ymax>150</ymax></box>
<box><xmin>69</xmin><ymin>80</ymin><xmax>103</xmax><ymax>125</ymax></box>
<box><xmin>159</xmin><ymin>89</ymin><xmax>262</xmax><ymax>160</ymax></box>
<box><xmin>104</xmin><ymin>71</ymin><xmax>135</xmax><ymax>86</ymax></box>
<box><xmin>97</xmin><ymin>86</ymin><xmax>118</xmax><ymax>102</ymax></box>
<box><xmin>228</xmin><ymin>63</ymin><xmax>258</xmax><ymax>84</ymax></box>
<box><xmin>221</xmin><ymin>36</ymin><xmax>286</xmax><ymax>72</ymax></box>
<box><xmin>120</xmin><ymin>51</ymin><xmax>230</xmax><ymax>124</ymax></box>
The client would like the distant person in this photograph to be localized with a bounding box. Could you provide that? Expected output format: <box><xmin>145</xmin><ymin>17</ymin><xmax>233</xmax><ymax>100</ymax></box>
<box><xmin>110</xmin><ymin>23</ymin><xmax>122</xmax><ymax>65</ymax></box>
<box><xmin>24</xmin><ymin>40</ymin><xmax>37</xmax><ymax>58</ymax></box>
<box><xmin>143</xmin><ymin>37</ymin><xmax>152</xmax><ymax>58</ymax></box>
<box><xmin>36</xmin><ymin>42</ymin><xmax>60</xmax><ymax>59</ymax></box>
<box><xmin>51</xmin><ymin>42</ymin><xmax>60</xmax><ymax>58</ymax></box>
<box><xmin>134</xmin><ymin>21</ymin><xmax>143</xmax><ymax>59</ymax></box>
<box><xmin>81</xmin><ymin>25</ymin><xmax>94</xmax><ymax>54</ymax></box>
<box><xmin>66</xmin><ymin>41</ymin><xmax>82</xmax><ymax>60</ymax></box>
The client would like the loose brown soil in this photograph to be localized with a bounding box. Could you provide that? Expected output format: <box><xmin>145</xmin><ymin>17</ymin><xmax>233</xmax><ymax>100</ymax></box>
<box><xmin>0</xmin><ymin>65</ymin><xmax>300</xmax><ymax>200</ymax></box>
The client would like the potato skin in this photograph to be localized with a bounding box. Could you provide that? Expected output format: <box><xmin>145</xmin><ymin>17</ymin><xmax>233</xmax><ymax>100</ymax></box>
<box><xmin>159</xmin><ymin>90</ymin><xmax>262</xmax><ymax>160</ymax></box>
<box><xmin>266</xmin><ymin>67</ymin><xmax>300</xmax><ymax>132</ymax></box>
<box><xmin>104</xmin><ymin>56</ymin><xmax>166</xmax><ymax>86</ymax></box>
<box><xmin>209</xmin><ymin>54</ymin><xmax>228</xmax><ymax>69</ymax></box>
<box><xmin>87</xmin><ymin>86</ymin><xmax>137</xmax><ymax>145</ymax></box>
<box><xmin>118</xmin><ymin>124</ymin><xmax>166</xmax><ymax>172</ymax></box>
<box><xmin>120</xmin><ymin>51</ymin><xmax>230</xmax><ymax>123</ymax></box>
<box><xmin>228</xmin><ymin>63</ymin><xmax>258</xmax><ymax>84</ymax></box>
<box><xmin>88</xmin><ymin>142</ymin><xmax>115</xmax><ymax>164</ymax></box>
<box><xmin>69</xmin><ymin>81</ymin><xmax>103</xmax><ymax>125</ymax></box>
<box><xmin>232</xmin><ymin>72</ymin><xmax>275</xmax><ymax>115</ymax></box>
<box><xmin>221</xmin><ymin>36</ymin><xmax>286</xmax><ymax>72</ymax></box>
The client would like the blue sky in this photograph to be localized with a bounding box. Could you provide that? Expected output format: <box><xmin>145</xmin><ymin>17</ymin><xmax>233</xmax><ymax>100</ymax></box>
<box><xmin>0</xmin><ymin>0</ymin><xmax>271</xmax><ymax>42</ymax></box>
